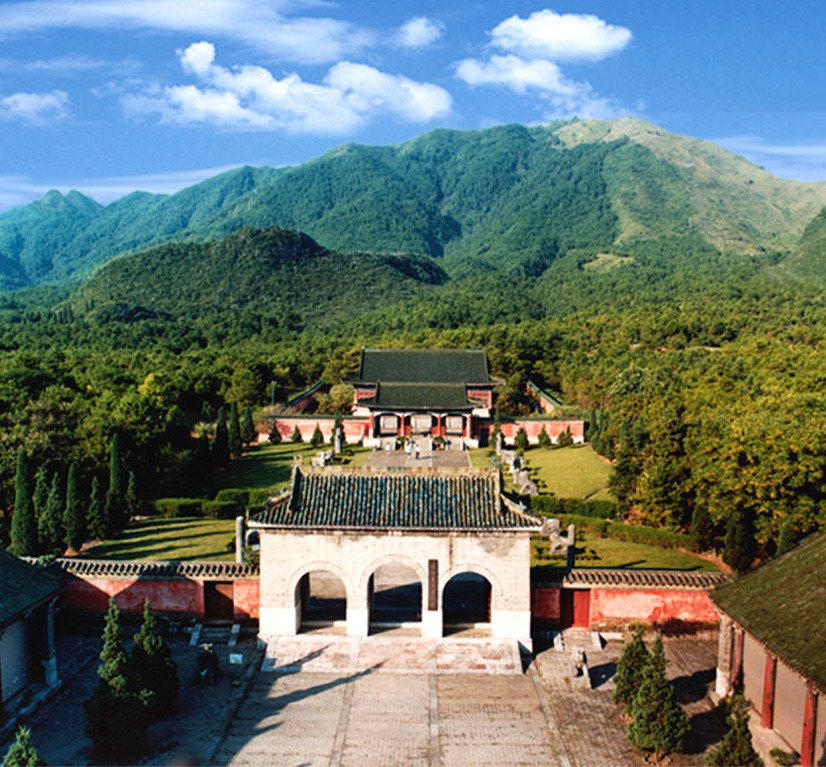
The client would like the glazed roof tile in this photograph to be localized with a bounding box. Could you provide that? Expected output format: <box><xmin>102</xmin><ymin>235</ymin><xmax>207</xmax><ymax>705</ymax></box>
<box><xmin>52</xmin><ymin>558</ymin><xmax>258</xmax><ymax>580</ymax></box>
<box><xmin>0</xmin><ymin>550</ymin><xmax>63</xmax><ymax>629</ymax></box>
<box><xmin>353</xmin><ymin>348</ymin><xmax>494</xmax><ymax>385</ymax></box>
<box><xmin>362</xmin><ymin>383</ymin><xmax>475</xmax><ymax>410</ymax></box>
<box><xmin>560</xmin><ymin>568</ymin><xmax>726</xmax><ymax>590</ymax></box>
<box><xmin>251</xmin><ymin>466</ymin><xmax>541</xmax><ymax>531</ymax></box>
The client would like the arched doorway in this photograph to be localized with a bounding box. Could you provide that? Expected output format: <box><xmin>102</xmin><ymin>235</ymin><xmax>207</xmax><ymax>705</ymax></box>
<box><xmin>295</xmin><ymin>570</ymin><xmax>347</xmax><ymax>634</ymax></box>
<box><xmin>442</xmin><ymin>572</ymin><xmax>492</xmax><ymax>637</ymax></box>
<box><xmin>368</xmin><ymin>563</ymin><xmax>422</xmax><ymax>636</ymax></box>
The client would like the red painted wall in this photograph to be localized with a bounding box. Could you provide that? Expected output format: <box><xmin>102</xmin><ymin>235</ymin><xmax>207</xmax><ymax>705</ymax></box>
<box><xmin>270</xmin><ymin>417</ymin><xmax>370</xmax><ymax>442</ymax></box>
<box><xmin>500</xmin><ymin>420</ymin><xmax>585</xmax><ymax>444</ymax></box>
<box><xmin>233</xmin><ymin>581</ymin><xmax>260</xmax><ymax>619</ymax></box>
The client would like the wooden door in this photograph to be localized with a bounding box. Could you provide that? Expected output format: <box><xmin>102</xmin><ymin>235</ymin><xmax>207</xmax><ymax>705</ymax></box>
<box><xmin>560</xmin><ymin>589</ymin><xmax>591</xmax><ymax>628</ymax></box>
<box><xmin>204</xmin><ymin>581</ymin><xmax>234</xmax><ymax>622</ymax></box>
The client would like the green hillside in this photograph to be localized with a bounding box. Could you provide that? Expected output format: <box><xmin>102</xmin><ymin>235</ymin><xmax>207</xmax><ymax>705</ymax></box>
<box><xmin>2</xmin><ymin>118</ymin><xmax>826</xmax><ymax>288</ymax></box>
<box><xmin>779</xmin><ymin>207</ymin><xmax>826</xmax><ymax>282</ymax></box>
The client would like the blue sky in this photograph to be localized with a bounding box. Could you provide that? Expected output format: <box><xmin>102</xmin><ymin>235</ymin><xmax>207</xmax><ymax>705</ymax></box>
<box><xmin>0</xmin><ymin>0</ymin><xmax>824</xmax><ymax>210</ymax></box>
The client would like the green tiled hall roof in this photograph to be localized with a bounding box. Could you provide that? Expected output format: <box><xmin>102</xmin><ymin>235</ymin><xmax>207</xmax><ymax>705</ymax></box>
<box><xmin>251</xmin><ymin>466</ymin><xmax>541</xmax><ymax>531</ymax></box>
<box><xmin>712</xmin><ymin>532</ymin><xmax>826</xmax><ymax>692</ymax></box>
<box><xmin>0</xmin><ymin>550</ymin><xmax>62</xmax><ymax>630</ymax></box>
<box><xmin>353</xmin><ymin>348</ymin><xmax>494</xmax><ymax>384</ymax></box>
<box><xmin>362</xmin><ymin>383</ymin><xmax>475</xmax><ymax>410</ymax></box>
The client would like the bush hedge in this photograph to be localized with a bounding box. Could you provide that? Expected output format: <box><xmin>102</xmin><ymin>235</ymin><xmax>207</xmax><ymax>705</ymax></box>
<box><xmin>215</xmin><ymin>488</ymin><xmax>249</xmax><ymax>506</ymax></box>
<box><xmin>151</xmin><ymin>498</ymin><xmax>203</xmax><ymax>518</ymax></box>
<box><xmin>202</xmin><ymin>500</ymin><xmax>243</xmax><ymax>519</ymax></box>
<box><xmin>553</xmin><ymin>513</ymin><xmax>700</xmax><ymax>552</ymax></box>
<box><xmin>531</xmin><ymin>495</ymin><xmax>617</xmax><ymax>519</ymax></box>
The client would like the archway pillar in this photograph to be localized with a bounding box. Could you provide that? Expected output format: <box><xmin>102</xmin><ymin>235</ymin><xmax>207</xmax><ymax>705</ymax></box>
<box><xmin>491</xmin><ymin>609</ymin><xmax>531</xmax><ymax>644</ymax></box>
<box><xmin>347</xmin><ymin>585</ymin><xmax>369</xmax><ymax>637</ymax></box>
<box><xmin>422</xmin><ymin>609</ymin><xmax>442</xmax><ymax>638</ymax></box>
<box><xmin>260</xmin><ymin>606</ymin><xmax>299</xmax><ymax>636</ymax></box>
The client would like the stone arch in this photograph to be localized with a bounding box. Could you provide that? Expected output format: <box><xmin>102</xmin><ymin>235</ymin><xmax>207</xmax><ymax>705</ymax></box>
<box><xmin>357</xmin><ymin>554</ymin><xmax>427</xmax><ymax>595</ymax></box>
<box><xmin>439</xmin><ymin>562</ymin><xmax>504</xmax><ymax>606</ymax></box>
<box><xmin>287</xmin><ymin>560</ymin><xmax>354</xmax><ymax>602</ymax></box>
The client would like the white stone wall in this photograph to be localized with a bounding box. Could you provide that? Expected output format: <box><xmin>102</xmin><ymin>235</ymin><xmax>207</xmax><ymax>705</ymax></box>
<box><xmin>258</xmin><ymin>529</ymin><xmax>533</xmax><ymax>644</ymax></box>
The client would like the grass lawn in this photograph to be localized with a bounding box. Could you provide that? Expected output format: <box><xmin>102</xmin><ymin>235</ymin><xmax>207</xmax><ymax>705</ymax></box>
<box><xmin>202</xmin><ymin>442</ymin><xmax>373</xmax><ymax>497</ymax></box>
<box><xmin>468</xmin><ymin>448</ymin><xmax>497</xmax><ymax>469</ymax></box>
<box><xmin>523</xmin><ymin>444</ymin><xmax>614</xmax><ymax>500</ymax></box>
<box><xmin>532</xmin><ymin>534</ymin><xmax>719</xmax><ymax>571</ymax></box>
<box><xmin>84</xmin><ymin>517</ymin><xmax>236</xmax><ymax>561</ymax></box>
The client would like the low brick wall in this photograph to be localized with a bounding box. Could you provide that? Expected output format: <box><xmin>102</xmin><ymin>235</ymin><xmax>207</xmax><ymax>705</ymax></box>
<box><xmin>262</xmin><ymin>415</ymin><xmax>369</xmax><ymax>444</ymax></box>
<box><xmin>500</xmin><ymin>419</ymin><xmax>585</xmax><ymax>444</ymax></box>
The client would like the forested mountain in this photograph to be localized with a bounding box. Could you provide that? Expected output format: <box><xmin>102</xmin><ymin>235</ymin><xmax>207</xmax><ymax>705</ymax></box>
<box><xmin>2</xmin><ymin>117</ymin><xmax>826</xmax><ymax>288</ymax></box>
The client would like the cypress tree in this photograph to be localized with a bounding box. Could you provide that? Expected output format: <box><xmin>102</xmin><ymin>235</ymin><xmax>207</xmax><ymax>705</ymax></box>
<box><xmin>268</xmin><ymin>425</ymin><xmax>282</xmax><ymax>445</ymax></box>
<box><xmin>228</xmin><ymin>402</ymin><xmax>242</xmax><ymax>457</ymax></box>
<box><xmin>10</xmin><ymin>448</ymin><xmax>37</xmax><ymax>557</ymax></box>
<box><xmin>537</xmin><ymin>426</ymin><xmax>552</xmax><ymax>449</ymax></box>
<box><xmin>310</xmin><ymin>423</ymin><xmax>324</xmax><ymax>448</ymax></box>
<box><xmin>557</xmin><ymin>427</ymin><xmax>574</xmax><ymax>447</ymax></box>
<box><xmin>705</xmin><ymin>695</ymin><xmax>763</xmax><ymax>767</ymax></box>
<box><xmin>86</xmin><ymin>477</ymin><xmax>107</xmax><ymax>541</ymax></box>
<box><xmin>2</xmin><ymin>726</ymin><xmax>45</xmax><ymax>767</ymax></box>
<box><xmin>291</xmin><ymin>425</ymin><xmax>303</xmax><ymax>443</ymax></box>
<box><xmin>40</xmin><ymin>471</ymin><xmax>64</xmax><ymax>555</ymax></box>
<box><xmin>32</xmin><ymin>466</ymin><xmax>49</xmax><ymax>554</ymax></box>
<box><xmin>63</xmin><ymin>464</ymin><xmax>85</xmax><ymax>553</ymax></box>
<box><xmin>213</xmin><ymin>407</ymin><xmax>229</xmax><ymax>466</ymax></box>
<box><xmin>690</xmin><ymin>503</ymin><xmax>714</xmax><ymax>551</ymax></box>
<box><xmin>125</xmin><ymin>470</ymin><xmax>140</xmax><ymax>519</ymax></box>
<box><xmin>129</xmin><ymin>601</ymin><xmax>179</xmax><ymax>719</ymax></box>
<box><xmin>84</xmin><ymin>598</ymin><xmax>149</xmax><ymax>759</ymax></box>
<box><xmin>613</xmin><ymin>624</ymin><xmax>651</xmax><ymax>709</ymax></box>
<box><xmin>241</xmin><ymin>405</ymin><xmax>257</xmax><ymax>446</ymax></box>
<box><xmin>105</xmin><ymin>434</ymin><xmax>126</xmax><ymax>534</ymax></box>
<box><xmin>776</xmin><ymin>518</ymin><xmax>794</xmax><ymax>556</ymax></box>
<box><xmin>723</xmin><ymin>507</ymin><xmax>756</xmax><ymax>573</ymax></box>
<box><xmin>627</xmin><ymin>636</ymin><xmax>690</xmax><ymax>762</ymax></box>
<box><xmin>514</xmin><ymin>427</ymin><xmax>529</xmax><ymax>455</ymax></box>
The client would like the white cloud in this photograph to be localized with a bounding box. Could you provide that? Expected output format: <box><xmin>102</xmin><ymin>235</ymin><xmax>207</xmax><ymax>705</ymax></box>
<box><xmin>0</xmin><ymin>164</ymin><xmax>250</xmax><ymax>211</ymax></box>
<box><xmin>123</xmin><ymin>42</ymin><xmax>451</xmax><ymax>134</ymax></box>
<box><xmin>714</xmin><ymin>136</ymin><xmax>826</xmax><ymax>182</ymax></box>
<box><xmin>490</xmin><ymin>9</ymin><xmax>632</xmax><ymax>62</ymax></box>
<box><xmin>0</xmin><ymin>54</ymin><xmax>114</xmax><ymax>72</ymax></box>
<box><xmin>0</xmin><ymin>0</ymin><xmax>373</xmax><ymax>64</ymax></box>
<box><xmin>395</xmin><ymin>16</ymin><xmax>444</xmax><ymax>49</ymax></box>
<box><xmin>0</xmin><ymin>90</ymin><xmax>68</xmax><ymax>124</ymax></box>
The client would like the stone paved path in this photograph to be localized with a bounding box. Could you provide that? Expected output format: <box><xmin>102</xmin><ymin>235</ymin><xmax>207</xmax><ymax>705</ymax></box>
<box><xmin>212</xmin><ymin>668</ymin><xmax>565</xmax><ymax>766</ymax></box>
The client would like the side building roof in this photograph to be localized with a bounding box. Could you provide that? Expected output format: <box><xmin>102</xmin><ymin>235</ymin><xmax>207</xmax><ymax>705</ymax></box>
<box><xmin>352</xmin><ymin>348</ymin><xmax>496</xmax><ymax>385</ymax></box>
<box><xmin>0</xmin><ymin>550</ymin><xmax>63</xmax><ymax>630</ymax></box>
<box><xmin>711</xmin><ymin>532</ymin><xmax>826</xmax><ymax>692</ymax></box>
<box><xmin>360</xmin><ymin>382</ymin><xmax>476</xmax><ymax>411</ymax></box>
<box><xmin>250</xmin><ymin>466</ymin><xmax>541</xmax><ymax>532</ymax></box>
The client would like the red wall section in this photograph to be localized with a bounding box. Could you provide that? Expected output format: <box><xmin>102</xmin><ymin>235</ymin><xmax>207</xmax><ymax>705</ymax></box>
<box><xmin>272</xmin><ymin>417</ymin><xmax>370</xmax><ymax>442</ymax></box>
<box><xmin>500</xmin><ymin>420</ymin><xmax>585</xmax><ymax>444</ymax></box>
<box><xmin>589</xmin><ymin>588</ymin><xmax>719</xmax><ymax>626</ymax></box>
<box><xmin>233</xmin><ymin>581</ymin><xmax>260</xmax><ymax>619</ymax></box>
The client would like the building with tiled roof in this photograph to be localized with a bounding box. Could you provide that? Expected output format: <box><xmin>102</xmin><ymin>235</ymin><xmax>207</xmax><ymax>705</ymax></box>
<box><xmin>0</xmin><ymin>551</ymin><xmax>62</xmax><ymax>705</ymax></box>
<box><xmin>252</xmin><ymin>464</ymin><xmax>541</xmax><ymax>647</ymax></box>
<box><xmin>712</xmin><ymin>533</ymin><xmax>826</xmax><ymax>766</ymax></box>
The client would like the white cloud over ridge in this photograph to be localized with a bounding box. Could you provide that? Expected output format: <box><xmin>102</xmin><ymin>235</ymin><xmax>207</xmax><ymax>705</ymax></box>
<box><xmin>0</xmin><ymin>89</ymin><xmax>68</xmax><ymax>123</ymax></box>
<box><xmin>123</xmin><ymin>42</ymin><xmax>452</xmax><ymax>134</ymax></box>
<box><xmin>715</xmin><ymin>136</ymin><xmax>826</xmax><ymax>182</ymax></box>
<box><xmin>456</xmin><ymin>8</ymin><xmax>633</xmax><ymax>121</ymax></box>
<box><xmin>395</xmin><ymin>17</ymin><xmax>444</xmax><ymax>49</ymax></box>
<box><xmin>0</xmin><ymin>0</ymin><xmax>372</xmax><ymax>64</ymax></box>
<box><xmin>490</xmin><ymin>10</ymin><xmax>631</xmax><ymax>62</ymax></box>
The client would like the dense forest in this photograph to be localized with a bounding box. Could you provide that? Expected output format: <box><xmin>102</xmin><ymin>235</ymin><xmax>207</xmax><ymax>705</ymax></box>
<box><xmin>0</xmin><ymin>118</ymin><xmax>824</xmax><ymax>571</ymax></box>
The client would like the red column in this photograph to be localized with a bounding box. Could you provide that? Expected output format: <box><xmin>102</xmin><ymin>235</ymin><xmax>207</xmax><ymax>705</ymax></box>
<box><xmin>368</xmin><ymin>413</ymin><xmax>375</xmax><ymax>438</ymax></box>
<box><xmin>761</xmin><ymin>654</ymin><xmax>777</xmax><ymax>728</ymax></box>
<box><xmin>732</xmin><ymin>628</ymin><xmax>745</xmax><ymax>692</ymax></box>
<box><xmin>801</xmin><ymin>685</ymin><xmax>819</xmax><ymax>767</ymax></box>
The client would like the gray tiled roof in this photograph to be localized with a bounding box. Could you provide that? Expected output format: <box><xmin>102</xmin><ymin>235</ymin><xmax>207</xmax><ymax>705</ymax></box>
<box><xmin>0</xmin><ymin>550</ymin><xmax>63</xmax><ymax>629</ymax></box>
<box><xmin>353</xmin><ymin>348</ymin><xmax>494</xmax><ymax>384</ymax></box>
<box><xmin>251</xmin><ymin>466</ymin><xmax>541</xmax><ymax>531</ymax></box>
<box><xmin>362</xmin><ymin>383</ymin><xmax>475</xmax><ymax>410</ymax></box>
<box><xmin>561</xmin><ymin>568</ymin><xmax>726</xmax><ymax>590</ymax></box>
<box><xmin>51</xmin><ymin>558</ymin><xmax>258</xmax><ymax>579</ymax></box>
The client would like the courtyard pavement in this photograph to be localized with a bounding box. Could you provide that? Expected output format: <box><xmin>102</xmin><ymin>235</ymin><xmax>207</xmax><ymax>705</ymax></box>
<box><xmin>366</xmin><ymin>442</ymin><xmax>471</xmax><ymax>469</ymax></box>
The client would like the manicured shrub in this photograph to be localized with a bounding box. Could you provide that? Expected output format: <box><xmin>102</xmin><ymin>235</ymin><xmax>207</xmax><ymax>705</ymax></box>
<box><xmin>215</xmin><ymin>488</ymin><xmax>250</xmax><ymax>506</ymax></box>
<box><xmin>291</xmin><ymin>426</ymin><xmax>303</xmax><ymax>443</ymax></box>
<box><xmin>310</xmin><ymin>423</ymin><xmax>324</xmax><ymax>448</ymax></box>
<box><xmin>706</xmin><ymin>696</ymin><xmax>764</xmax><ymax>767</ymax></box>
<box><xmin>557</xmin><ymin>427</ymin><xmax>574</xmax><ymax>447</ymax></box>
<box><xmin>151</xmin><ymin>498</ymin><xmax>203</xmax><ymax>518</ymax></box>
<box><xmin>2</xmin><ymin>727</ymin><xmax>45</xmax><ymax>767</ymax></box>
<box><xmin>202</xmin><ymin>500</ymin><xmax>243</xmax><ymax>519</ymax></box>
<box><xmin>552</xmin><ymin>514</ymin><xmax>700</xmax><ymax>551</ymax></box>
<box><xmin>129</xmin><ymin>601</ymin><xmax>179</xmax><ymax>719</ymax></box>
<box><xmin>613</xmin><ymin>624</ymin><xmax>650</xmax><ymax>709</ymax></box>
<box><xmin>531</xmin><ymin>495</ymin><xmax>618</xmax><ymax>519</ymax></box>
<box><xmin>514</xmin><ymin>427</ymin><xmax>529</xmax><ymax>454</ymax></box>
<box><xmin>248</xmin><ymin>487</ymin><xmax>279</xmax><ymax>506</ymax></box>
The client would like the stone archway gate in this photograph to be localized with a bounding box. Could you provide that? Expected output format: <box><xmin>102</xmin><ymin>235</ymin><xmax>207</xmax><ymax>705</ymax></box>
<box><xmin>250</xmin><ymin>464</ymin><xmax>542</xmax><ymax>647</ymax></box>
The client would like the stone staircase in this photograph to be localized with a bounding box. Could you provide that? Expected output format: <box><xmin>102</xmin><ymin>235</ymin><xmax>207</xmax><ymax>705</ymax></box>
<box><xmin>189</xmin><ymin>622</ymin><xmax>241</xmax><ymax>647</ymax></box>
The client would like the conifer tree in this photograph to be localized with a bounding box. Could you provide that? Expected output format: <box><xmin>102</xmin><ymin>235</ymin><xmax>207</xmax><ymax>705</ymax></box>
<box><xmin>557</xmin><ymin>427</ymin><xmax>574</xmax><ymax>448</ymax></box>
<box><xmin>40</xmin><ymin>471</ymin><xmax>64</xmax><ymax>555</ymax></box>
<box><xmin>105</xmin><ymin>433</ymin><xmax>126</xmax><ymax>534</ymax></box>
<box><xmin>268</xmin><ymin>426</ymin><xmax>282</xmax><ymax>445</ymax></box>
<box><xmin>291</xmin><ymin>425</ymin><xmax>303</xmax><ymax>443</ymax></box>
<box><xmin>537</xmin><ymin>426</ymin><xmax>552</xmax><ymax>449</ymax></box>
<box><xmin>705</xmin><ymin>695</ymin><xmax>763</xmax><ymax>767</ymax></box>
<box><xmin>10</xmin><ymin>448</ymin><xmax>37</xmax><ymax>557</ymax></box>
<box><xmin>613</xmin><ymin>624</ymin><xmax>651</xmax><ymax>709</ymax></box>
<box><xmin>86</xmin><ymin>477</ymin><xmax>107</xmax><ymax>541</ymax></box>
<box><xmin>84</xmin><ymin>598</ymin><xmax>149</xmax><ymax>759</ymax></box>
<box><xmin>241</xmin><ymin>405</ymin><xmax>257</xmax><ymax>446</ymax></box>
<box><xmin>228</xmin><ymin>402</ymin><xmax>242</xmax><ymax>457</ymax></box>
<box><xmin>2</xmin><ymin>726</ymin><xmax>45</xmax><ymax>767</ymax></box>
<box><xmin>723</xmin><ymin>507</ymin><xmax>756</xmax><ymax>573</ymax></box>
<box><xmin>627</xmin><ymin>635</ymin><xmax>689</xmax><ymax>762</ymax></box>
<box><xmin>31</xmin><ymin>466</ymin><xmax>49</xmax><ymax>553</ymax></box>
<box><xmin>125</xmin><ymin>470</ymin><xmax>140</xmax><ymax>519</ymax></box>
<box><xmin>129</xmin><ymin>601</ymin><xmax>179</xmax><ymax>719</ymax></box>
<box><xmin>514</xmin><ymin>427</ymin><xmax>529</xmax><ymax>455</ymax></box>
<box><xmin>775</xmin><ymin>518</ymin><xmax>794</xmax><ymax>556</ymax></box>
<box><xmin>213</xmin><ymin>407</ymin><xmax>230</xmax><ymax>466</ymax></box>
<box><xmin>690</xmin><ymin>503</ymin><xmax>714</xmax><ymax>551</ymax></box>
<box><xmin>310</xmin><ymin>423</ymin><xmax>324</xmax><ymax>448</ymax></box>
<box><xmin>63</xmin><ymin>464</ymin><xmax>85</xmax><ymax>553</ymax></box>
